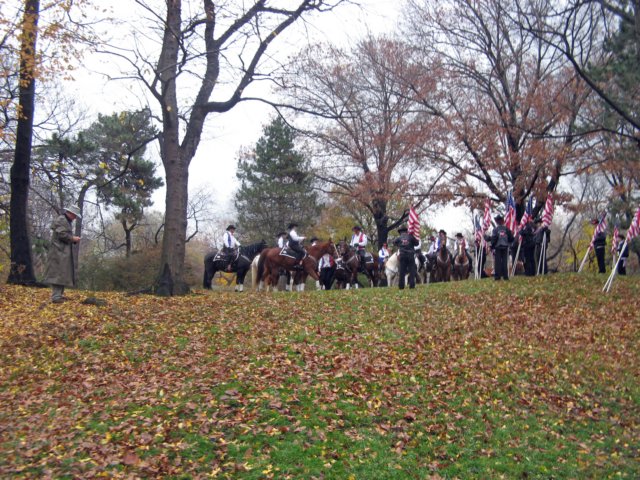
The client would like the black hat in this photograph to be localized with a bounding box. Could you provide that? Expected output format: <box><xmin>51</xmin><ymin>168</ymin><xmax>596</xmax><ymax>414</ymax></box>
<box><xmin>287</xmin><ymin>222</ymin><xmax>298</xmax><ymax>230</ymax></box>
<box><xmin>590</xmin><ymin>219</ymin><xmax>599</xmax><ymax>225</ymax></box>
<box><xmin>398</xmin><ymin>225</ymin><xmax>408</xmax><ymax>233</ymax></box>
<box><xmin>495</xmin><ymin>215</ymin><xmax>504</xmax><ymax>223</ymax></box>
<box><xmin>352</xmin><ymin>225</ymin><xmax>361</xmax><ymax>231</ymax></box>
<box><xmin>226</xmin><ymin>224</ymin><xmax>236</xmax><ymax>231</ymax></box>
<box><xmin>618</xmin><ymin>233</ymin><xmax>625</xmax><ymax>240</ymax></box>
<box><xmin>439</xmin><ymin>229</ymin><xmax>446</xmax><ymax>235</ymax></box>
<box><xmin>455</xmin><ymin>232</ymin><xmax>463</xmax><ymax>238</ymax></box>
<box><xmin>534</xmin><ymin>217</ymin><xmax>542</xmax><ymax>224</ymax></box>
<box><xmin>277</xmin><ymin>231</ymin><xmax>286</xmax><ymax>237</ymax></box>
<box><xmin>309</xmin><ymin>236</ymin><xmax>319</xmax><ymax>243</ymax></box>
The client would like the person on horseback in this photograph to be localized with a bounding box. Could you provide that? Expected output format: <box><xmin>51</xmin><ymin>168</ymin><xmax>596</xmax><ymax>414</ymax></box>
<box><xmin>378</xmin><ymin>242</ymin><xmax>390</xmax><ymax>269</ymax></box>
<box><xmin>394</xmin><ymin>225</ymin><xmax>419</xmax><ymax>289</ymax></box>
<box><xmin>222</xmin><ymin>224</ymin><xmax>241</xmax><ymax>271</ymax></box>
<box><xmin>288</xmin><ymin>222</ymin><xmax>306</xmax><ymax>266</ymax></box>
<box><xmin>453</xmin><ymin>233</ymin><xmax>473</xmax><ymax>266</ymax></box>
<box><xmin>276</xmin><ymin>231</ymin><xmax>287</xmax><ymax>249</ymax></box>
<box><xmin>350</xmin><ymin>226</ymin><xmax>368</xmax><ymax>270</ymax></box>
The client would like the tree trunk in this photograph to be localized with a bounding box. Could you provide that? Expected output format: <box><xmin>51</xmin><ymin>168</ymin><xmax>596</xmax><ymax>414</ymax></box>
<box><xmin>7</xmin><ymin>0</ymin><xmax>40</xmax><ymax>286</ymax></box>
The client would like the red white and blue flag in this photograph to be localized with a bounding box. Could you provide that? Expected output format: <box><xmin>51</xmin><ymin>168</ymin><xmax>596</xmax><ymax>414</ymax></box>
<box><xmin>504</xmin><ymin>191</ymin><xmax>517</xmax><ymax>234</ymax></box>
<box><xmin>542</xmin><ymin>193</ymin><xmax>554</xmax><ymax>228</ymax></box>
<box><xmin>408</xmin><ymin>206</ymin><xmax>421</xmax><ymax>240</ymax></box>
<box><xmin>611</xmin><ymin>223</ymin><xmax>620</xmax><ymax>254</ymax></box>
<box><xmin>626</xmin><ymin>206</ymin><xmax>640</xmax><ymax>242</ymax></box>
<box><xmin>518</xmin><ymin>197</ymin><xmax>534</xmax><ymax>234</ymax></box>
<box><xmin>474</xmin><ymin>215</ymin><xmax>483</xmax><ymax>244</ymax></box>
<box><xmin>589</xmin><ymin>212</ymin><xmax>608</xmax><ymax>248</ymax></box>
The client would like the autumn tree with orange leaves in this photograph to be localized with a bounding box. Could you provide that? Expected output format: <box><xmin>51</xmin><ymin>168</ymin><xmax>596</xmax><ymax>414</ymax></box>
<box><xmin>281</xmin><ymin>37</ymin><xmax>446</xmax><ymax>247</ymax></box>
<box><xmin>403</xmin><ymin>0</ymin><xmax>595</xmax><ymax>218</ymax></box>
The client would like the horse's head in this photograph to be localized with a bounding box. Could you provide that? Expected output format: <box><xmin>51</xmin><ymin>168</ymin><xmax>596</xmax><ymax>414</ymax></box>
<box><xmin>259</xmin><ymin>239</ymin><xmax>267</xmax><ymax>251</ymax></box>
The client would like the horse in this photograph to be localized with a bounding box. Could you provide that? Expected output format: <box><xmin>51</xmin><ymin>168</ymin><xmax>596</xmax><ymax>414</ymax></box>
<box><xmin>333</xmin><ymin>241</ymin><xmax>360</xmax><ymax>289</ymax></box>
<box><xmin>452</xmin><ymin>240</ymin><xmax>471</xmax><ymax>281</ymax></box>
<box><xmin>433</xmin><ymin>242</ymin><xmax>452</xmax><ymax>282</ymax></box>
<box><xmin>385</xmin><ymin>252</ymin><xmax>423</xmax><ymax>287</ymax></box>
<box><xmin>203</xmin><ymin>240</ymin><xmax>267</xmax><ymax>292</ymax></box>
<box><xmin>257</xmin><ymin>240</ymin><xmax>338</xmax><ymax>292</ymax></box>
<box><xmin>336</xmin><ymin>241</ymin><xmax>378</xmax><ymax>288</ymax></box>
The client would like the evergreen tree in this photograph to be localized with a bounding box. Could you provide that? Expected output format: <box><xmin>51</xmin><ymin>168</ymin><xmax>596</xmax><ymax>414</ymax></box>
<box><xmin>235</xmin><ymin>117</ymin><xmax>321</xmax><ymax>243</ymax></box>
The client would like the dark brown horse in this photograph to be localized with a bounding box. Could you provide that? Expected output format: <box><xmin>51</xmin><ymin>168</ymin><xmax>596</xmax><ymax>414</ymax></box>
<box><xmin>334</xmin><ymin>241</ymin><xmax>378</xmax><ymax>288</ymax></box>
<box><xmin>434</xmin><ymin>242</ymin><xmax>452</xmax><ymax>282</ymax></box>
<box><xmin>257</xmin><ymin>240</ymin><xmax>337</xmax><ymax>291</ymax></box>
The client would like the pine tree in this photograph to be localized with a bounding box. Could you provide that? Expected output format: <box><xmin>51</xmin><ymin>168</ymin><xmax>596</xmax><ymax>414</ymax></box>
<box><xmin>234</xmin><ymin>117</ymin><xmax>321</xmax><ymax>244</ymax></box>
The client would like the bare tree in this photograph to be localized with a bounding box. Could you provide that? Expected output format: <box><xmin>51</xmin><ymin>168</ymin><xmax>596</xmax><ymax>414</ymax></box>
<box><xmin>281</xmin><ymin>37</ymin><xmax>445</xmax><ymax>246</ymax></box>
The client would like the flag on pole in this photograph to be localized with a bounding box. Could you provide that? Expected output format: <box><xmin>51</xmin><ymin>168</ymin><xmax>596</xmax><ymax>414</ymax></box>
<box><xmin>482</xmin><ymin>198</ymin><xmax>492</xmax><ymax>234</ymax></box>
<box><xmin>541</xmin><ymin>193</ymin><xmax>554</xmax><ymax>227</ymax></box>
<box><xmin>518</xmin><ymin>197</ymin><xmax>533</xmax><ymax>234</ymax></box>
<box><xmin>408</xmin><ymin>206</ymin><xmax>421</xmax><ymax>240</ymax></box>
<box><xmin>626</xmin><ymin>206</ymin><xmax>640</xmax><ymax>242</ymax></box>
<box><xmin>588</xmin><ymin>212</ymin><xmax>608</xmax><ymax>248</ymax></box>
<box><xmin>611</xmin><ymin>223</ymin><xmax>620</xmax><ymax>254</ymax></box>
<box><xmin>504</xmin><ymin>191</ymin><xmax>517</xmax><ymax>234</ymax></box>
<box><xmin>474</xmin><ymin>215</ymin><xmax>483</xmax><ymax>245</ymax></box>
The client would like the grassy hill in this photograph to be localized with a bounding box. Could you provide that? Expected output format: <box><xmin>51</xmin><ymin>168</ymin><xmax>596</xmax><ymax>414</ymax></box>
<box><xmin>1</xmin><ymin>274</ymin><xmax>638</xmax><ymax>479</ymax></box>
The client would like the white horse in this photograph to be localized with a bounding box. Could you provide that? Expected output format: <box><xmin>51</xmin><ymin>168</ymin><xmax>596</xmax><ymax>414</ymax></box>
<box><xmin>385</xmin><ymin>252</ymin><xmax>423</xmax><ymax>287</ymax></box>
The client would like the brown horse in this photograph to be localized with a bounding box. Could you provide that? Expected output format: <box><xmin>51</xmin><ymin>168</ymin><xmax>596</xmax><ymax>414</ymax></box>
<box><xmin>434</xmin><ymin>242</ymin><xmax>452</xmax><ymax>282</ymax></box>
<box><xmin>452</xmin><ymin>240</ymin><xmax>471</xmax><ymax>281</ymax></box>
<box><xmin>257</xmin><ymin>240</ymin><xmax>337</xmax><ymax>291</ymax></box>
<box><xmin>334</xmin><ymin>241</ymin><xmax>378</xmax><ymax>288</ymax></box>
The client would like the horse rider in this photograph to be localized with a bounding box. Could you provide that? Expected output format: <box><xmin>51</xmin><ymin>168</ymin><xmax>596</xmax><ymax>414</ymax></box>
<box><xmin>394</xmin><ymin>225</ymin><xmax>419</xmax><ymax>289</ymax></box>
<box><xmin>453</xmin><ymin>233</ymin><xmax>473</xmax><ymax>266</ymax></box>
<box><xmin>288</xmin><ymin>222</ymin><xmax>306</xmax><ymax>266</ymax></box>
<box><xmin>222</xmin><ymin>224</ymin><xmax>241</xmax><ymax>270</ymax></box>
<box><xmin>378</xmin><ymin>242</ymin><xmax>390</xmax><ymax>269</ymax></box>
<box><xmin>489</xmin><ymin>214</ymin><xmax>514</xmax><ymax>281</ymax></box>
<box><xmin>350</xmin><ymin>225</ymin><xmax>368</xmax><ymax>269</ymax></box>
<box><xmin>276</xmin><ymin>231</ymin><xmax>287</xmax><ymax>249</ymax></box>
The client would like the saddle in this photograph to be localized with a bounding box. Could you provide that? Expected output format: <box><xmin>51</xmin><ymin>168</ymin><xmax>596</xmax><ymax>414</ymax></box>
<box><xmin>279</xmin><ymin>246</ymin><xmax>300</xmax><ymax>259</ymax></box>
<box><xmin>214</xmin><ymin>249</ymin><xmax>239</xmax><ymax>271</ymax></box>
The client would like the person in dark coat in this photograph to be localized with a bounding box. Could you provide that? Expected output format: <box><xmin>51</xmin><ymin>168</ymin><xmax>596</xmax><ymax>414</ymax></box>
<box><xmin>394</xmin><ymin>225</ymin><xmax>419</xmax><ymax>289</ymax></box>
<box><xmin>519</xmin><ymin>218</ymin><xmax>536</xmax><ymax>276</ymax></box>
<box><xmin>592</xmin><ymin>219</ymin><xmax>607</xmax><ymax>273</ymax></box>
<box><xmin>617</xmin><ymin>233</ymin><xmax>629</xmax><ymax>275</ymax></box>
<box><xmin>489</xmin><ymin>214</ymin><xmax>514</xmax><ymax>281</ymax></box>
<box><xmin>44</xmin><ymin>205</ymin><xmax>82</xmax><ymax>303</ymax></box>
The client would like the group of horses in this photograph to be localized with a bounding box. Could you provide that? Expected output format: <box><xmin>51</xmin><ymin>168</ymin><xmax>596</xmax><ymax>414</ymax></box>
<box><xmin>202</xmin><ymin>238</ymin><xmax>473</xmax><ymax>292</ymax></box>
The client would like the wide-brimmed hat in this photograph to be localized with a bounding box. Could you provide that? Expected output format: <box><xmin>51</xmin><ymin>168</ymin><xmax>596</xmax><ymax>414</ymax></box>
<box><xmin>287</xmin><ymin>223</ymin><xmax>298</xmax><ymax>230</ymax></box>
<box><xmin>397</xmin><ymin>225</ymin><xmax>408</xmax><ymax>233</ymax></box>
<box><xmin>309</xmin><ymin>237</ymin><xmax>319</xmax><ymax>243</ymax></box>
<box><xmin>455</xmin><ymin>232</ymin><xmax>463</xmax><ymax>238</ymax></box>
<box><xmin>277</xmin><ymin>231</ymin><xmax>286</xmax><ymax>237</ymax></box>
<box><xmin>226</xmin><ymin>224</ymin><xmax>236</xmax><ymax>231</ymax></box>
<box><xmin>438</xmin><ymin>229</ymin><xmax>446</xmax><ymax>235</ymax></box>
<box><xmin>495</xmin><ymin>214</ymin><xmax>504</xmax><ymax>223</ymax></box>
<box><xmin>352</xmin><ymin>225</ymin><xmax>361</xmax><ymax>231</ymax></box>
<box><xmin>65</xmin><ymin>205</ymin><xmax>82</xmax><ymax>219</ymax></box>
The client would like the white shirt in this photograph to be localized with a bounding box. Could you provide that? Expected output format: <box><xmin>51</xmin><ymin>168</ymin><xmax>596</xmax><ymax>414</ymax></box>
<box><xmin>223</xmin><ymin>230</ymin><xmax>240</xmax><ymax>249</ymax></box>
<box><xmin>378</xmin><ymin>246</ymin><xmax>389</xmax><ymax>260</ymax></box>
<box><xmin>289</xmin><ymin>228</ymin><xmax>304</xmax><ymax>242</ymax></box>
<box><xmin>277</xmin><ymin>236</ymin><xmax>286</xmax><ymax>248</ymax></box>
<box><xmin>350</xmin><ymin>232</ymin><xmax>368</xmax><ymax>249</ymax></box>
<box><xmin>319</xmin><ymin>253</ymin><xmax>333</xmax><ymax>269</ymax></box>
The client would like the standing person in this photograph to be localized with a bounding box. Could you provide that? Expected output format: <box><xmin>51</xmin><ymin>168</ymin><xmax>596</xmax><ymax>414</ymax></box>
<box><xmin>288</xmin><ymin>222</ymin><xmax>306</xmax><ymax>265</ymax></box>
<box><xmin>378</xmin><ymin>242</ymin><xmax>390</xmax><ymax>269</ymax></box>
<box><xmin>318</xmin><ymin>250</ymin><xmax>335</xmax><ymax>289</ymax></box>
<box><xmin>350</xmin><ymin>226</ymin><xmax>368</xmax><ymax>266</ymax></box>
<box><xmin>534</xmin><ymin>218</ymin><xmax>550</xmax><ymax>274</ymax></box>
<box><xmin>490</xmin><ymin>214</ymin><xmax>514</xmax><ymax>281</ymax></box>
<box><xmin>44</xmin><ymin>205</ymin><xmax>82</xmax><ymax>303</ymax></box>
<box><xmin>394</xmin><ymin>225</ymin><xmax>419</xmax><ymax>289</ymax></box>
<box><xmin>617</xmin><ymin>233</ymin><xmax>629</xmax><ymax>275</ymax></box>
<box><xmin>592</xmin><ymin>219</ymin><xmax>607</xmax><ymax>274</ymax></box>
<box><xmin>276</xmin><ymin>231</ymin><xmax>287</xmax><ymax>249</ymax></box>
<box><xmin>519</xmin><ymin>218</ymin><xmax>536</xmax><ymax>276</ymax></box>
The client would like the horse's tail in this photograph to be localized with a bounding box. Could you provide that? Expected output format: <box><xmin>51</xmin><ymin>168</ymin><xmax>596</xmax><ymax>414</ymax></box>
<box><xmin>255</xmin><ymin>250</ymin><xmax>267</xmax><ymax>289</ymax></box>
<box><xmin>203</xmin><ymin>252</ymin><xmax>215</xmax><ymax>289</ymax></box>
<box><xmin>251</xmin><ymin>255</ymin><xmax>260</xmax><ymax>289</ymax></box>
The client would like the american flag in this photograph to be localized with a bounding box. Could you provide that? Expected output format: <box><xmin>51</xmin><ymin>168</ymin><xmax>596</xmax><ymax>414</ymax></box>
<box><xmin>408</xmin><ymin>206</ymin><xmax>420</xmax><ymax>240</ymax></box>
<box><xmin>482</xmin><ymin>198</ymin><xmax>492</xmax><ymax>233</ymax></box>
<box><xmin>541</xmin><ymin>193</ymin><xmax>554</xmax><ymax>227</ymax></box>
<box><xmin>474</xmin><ymin>215</ymin><xmax>483</xmax><ymax>244</ymax></box>
<box><xmin>589</xmin><ymin>212</ymin><xmax>608</xmax><ymax>248</ymax></box>
<box><xmin>611</xmin><ymin>223</ymin><xmax>620</xmax><ymax>254</ymax></box>
<box><xmin>626</xmin><ymin>206</ymin><xmax>640</xmax><ymax>242</ymax></box>
<box><xmin>518</xmin><ymin>197</ymin><xmax>534</xmax><ymax>233</ymax></box>
<box><xmin>504</xmin><ymin>191</ymin><xmax>517</xmax><ymax>234</ymax></box>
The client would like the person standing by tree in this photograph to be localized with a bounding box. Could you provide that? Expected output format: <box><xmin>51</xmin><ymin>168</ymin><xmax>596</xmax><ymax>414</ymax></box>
<box><xmin>43</xmin><ymin>205</ymin><xmax>82</xmax><ymax>303</ymax></box>
<box><xmin>592</xmin><ymin>218</ymin><xmax>607</xmax><ymax>274</ymax></box>
<box><xmin>519</xmin><ymin>218</ymin><xmax>536</xmax><ymax>276</ymax></box>
<box><xmin>490</xmin><ymin>215</ymin><xmax>514</xmax><ymax>281</ymax></box>
<box><xmin>394</xmin><ymin>225</ymin><xmax>419</xmax><ymax>290</ymax></box>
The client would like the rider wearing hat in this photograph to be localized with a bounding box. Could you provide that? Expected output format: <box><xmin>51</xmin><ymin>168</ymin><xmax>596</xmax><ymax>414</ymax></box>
<box><xmin>394</xmin><ymin>225</ymin><xmax>419</xmax><ymax>289</ymax></box>
<box><xmin>453</xmin><ymin>232</ymin><xmax>473</xmax><ymax>267</ymax></box>
<box><xmin>276</xmin><ymin>231</ymin><xmax>287</xmax><ymax>249</ymax></box>
<box><xmin>350</xmin><ymin>225</ymin><xmax>368</xmax><ymax>267</ymax></box>
<box><xmin>222</xmin><ymin>225</ymin><xmax>241</xmax><ymax>270</ymax></box>
<box><xmin>288</xmin><ymin>222</ymin><xmax>306</xmax><ymax>264</ymax></box>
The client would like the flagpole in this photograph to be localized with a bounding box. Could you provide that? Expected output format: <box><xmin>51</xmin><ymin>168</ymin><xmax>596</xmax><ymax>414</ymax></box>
<box><xmin>510</xmin><ymin>239</ymin><xmax>522</xmax><ymax>277</ymax></box>
<box><xmin>577</xmin><ymin>246</ymin><xmax>592</xmax><ymax>273</ymax></box>
<box><xmin>603</xmin><ymin>239</ymin><xmax>627</xmax><ymax>293</ymax></box>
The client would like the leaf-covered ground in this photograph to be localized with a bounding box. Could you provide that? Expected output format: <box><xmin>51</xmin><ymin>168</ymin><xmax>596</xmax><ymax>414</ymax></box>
<box><xmin>1</xmin><ymin>274</ymin><xmax>638</xmax><ymax>479</ymax></box>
